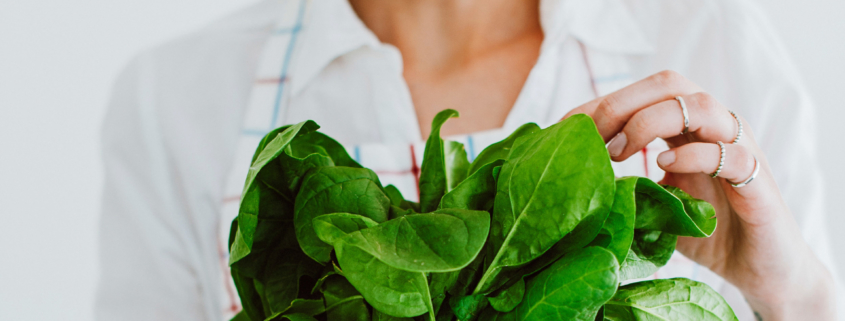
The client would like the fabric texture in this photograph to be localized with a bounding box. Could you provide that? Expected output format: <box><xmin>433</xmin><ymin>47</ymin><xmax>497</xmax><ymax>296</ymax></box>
<box><xmin>96</xmin><ymin>0</ymin><xmax>842</xmax><ymax>320</ymax></box>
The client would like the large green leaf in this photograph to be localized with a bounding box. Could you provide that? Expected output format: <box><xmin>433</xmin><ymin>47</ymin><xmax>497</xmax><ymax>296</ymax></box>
<box><xmin>439</xmin><ymin>159</ymin><xmax>503</xmax><ymax>211</ymax></box>
<box><xmin>634</xmin><ymin>179</ymin><xmax>716</xmax><ymax>237</ymax></box>
<box><xmin>467</xmin><ymin>123</ymin><xmax>540</xmax><ymax>176</ymax></box>
<box><xmin>336</xmin><ymin>242</ymin><xmax>435</xmax><ymax>320</ymax></box>
<box><xmin>445</xmin><ymin>141</ymin><xmax>471</xmax><ymax>191</ymax></box>
<box><xmin>260</xmin><ymin>248</ymin><xmax>321</xmax><ymax>315</ymax></box>
<box><xmin>321</xmin><ymin>275</ymin><xmax>370</xmax><ymax>321</ymax></box>
<box><xmin>590</xmin><ymin>177</ymin><xmax>638</xmax><ymax>264</ymax></box>
<box><xmin>487</xmin><ymin>278</ymin><xmax>524</xmax><ymax>313</ymax></box>
<box><xmin>476</xmin><ymin>115</ymin><xmax>615</xmax><ymax>294</ymax></box>
<box><xmin>429</xmin><ymin>271</ymin><xmax>460</xmax><ymax>315</ymax></box>
<box><xmin>230</xmin><ymin>121</ymin><xmax>325</xmax><ymax>265</ymax></box>
<box><xmin>419</xmin><ymin>109</ymin><xmax>460</xmax><ymax>212</ymax></box>
<box><xmin>604</xmin><ymin>278</ymin><xmax>738</xmax><ymax>320</ymax></box>
<box><xmin>294</xmin><ymin>166</ymin><xmax>390</xmax><ymax>263</ymax></box>
<box><xmin>372</xmin><ymin>310</ymin><xmax>414</xmax><ymax>321</ymax></box>
<box><xmin>496</xmin><ymin>247</ymin><xmax>619</xmax><ymax>321</ymax></box>
<box><xmin>618</xmin><ymin>230</ymin><xmax>677</xmax><ymax>281</ymax></box>
<box><xmin>317</xmin><ymin>209</ymin><xmax>489</xmax><ymax>272</ymax></box>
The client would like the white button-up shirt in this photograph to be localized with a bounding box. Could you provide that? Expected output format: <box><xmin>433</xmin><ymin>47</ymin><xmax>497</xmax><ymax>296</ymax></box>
<box><xmin>96</xmin><ymin>0</ymin><xmax>842</xmax><ymax>320</ymax></box>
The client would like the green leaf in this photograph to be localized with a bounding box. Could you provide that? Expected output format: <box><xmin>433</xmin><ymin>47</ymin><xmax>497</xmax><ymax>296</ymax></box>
<box><xmin>311</xmin><ymin>213</ymin><xmax>379</xmax><ymax>248</ymax></box>
<box><xmin>384</xmin><ymin>185</ymin><xmax>406</xmax><ymax>207</ymax></box>
<box><xmin>467</xmin><ymin>123</ymin><xmax>540</xmax><ymax>176</ymax></box>
<box><xmin>439</xmin><ymin>159</ymin><xmax>504</xmax><ymax>211</ymax></box>
<box><xmin>501</xmin><ymin>247</ymin><xmax>619</xmax><ymax>321</ymax></box>
<box><xmin>447</xmin><ymin>252</ymin><xmax>485</xmax><ymax>297</ymax></box>
<box><xmin>291</xmin><ymin>130</ymin><xmax>362</xmax><ymax>168</ymax></box>
<box><xmin>260</xmin><ymin>248</ymin><xmax>321</xmax><ymax>315</ymax></box>
<box><xmin>445</xmin><ymin>141</ymin><xmax>471</xmax><ymax>191</ymax></box>
<box><xmin>265</xmin><ymin>299</ymin><xmax>326</xmax><ymax>320</ymax></box>
<box><xmin>430</xmin><ymin>271</ymin><xmax>460</xmax><ymax>315</ymax></box>
<box><xmin>294</xmin><ymin>166</ymin><xmax>390</xmax><ymax>263</ymax></box>
<box><xmin>604</xmin><ymin>278</ymin><xmax>738</xmax><ymax>321</ymax></box>
<box><xmin>476</xmin><ymin>115</ymin><xmax>615</xmax><ymax>294</ymax></box>
<box><xmin>419</xmin><ymin>109</ymin><xmax>460</xmax><ymax>213</ymax></box>
<box><xmin>634</xmin><ymin>179</ymin><xmax>716</xmax><ymax>237</ymax></box>
<box><xmin>449</xmin><ymin>293</ymin><xmax>488</xmax><ymax>321</ymax></box>
<box><xmin>229</xmin><ymin>219</ymin><xmax>266</xmax><ymax>321</ymax></box>
<box><xmin>319</xmin><ymin>209</ymin><xmax>490</xmax><ymax>272</ymax></box>
<box><xmin>322</xmin><ymin>275</ymin><xmax>370</xmax><ymax>321</ymax></box>
<box><xmin>337</xmin><ymin>242</ymin><xmax>435</xmax><ymax>319</ymax></box>
<box><xmin>230</xmin><ymin>121</ymin><xmax>329</xmax><ymax>266</ymax></box>
<box><xmin>590</xmin><ymin>177</ymin><xmax>638</xmax><ymax>265</ymax></box>
<box><xmin>487</xmin><ymin>278</ymin><xmax>524</xmax><ymax>313</ymax></box>
<box><xmin>618</xmin><ymin>230</ymin><xmax>677</xmax><ymax>281</ymax></box>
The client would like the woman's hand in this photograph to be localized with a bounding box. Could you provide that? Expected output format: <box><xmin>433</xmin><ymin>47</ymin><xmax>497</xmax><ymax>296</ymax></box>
<box><xmin>563</xmin><ymin>70</ymin><xmax>836</xmax><ymax>320</ymax></box>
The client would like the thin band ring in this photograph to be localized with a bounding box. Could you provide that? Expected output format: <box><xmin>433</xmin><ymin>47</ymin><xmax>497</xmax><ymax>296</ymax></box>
<box><xmin>730</xmin><ymin>155</ymin><xmax>760</xmax><ymax>188</ymax></box>
<box><xmin>675</xmin><ymin>96</ymin><xmax>690</xmax><ymax>134</ymax></box>
<box><xmin>711</xmin><ymin>141</ymin><xmax>725</xmax><ymax>178</ymax></box>
<box><xmin>728</xmin><ymin>110</ymin><xmax>743</xmax><ymax>144</ymax></box>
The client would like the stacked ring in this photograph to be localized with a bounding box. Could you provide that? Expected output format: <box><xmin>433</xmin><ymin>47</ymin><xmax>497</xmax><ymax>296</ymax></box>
<box><xmin>675</xmin><ymin>96</ymin><xmax>690</xmax><ymax>134</ymax></box>
<box><xmin>711</xmin><ymin>141</ymin><xmax>726</xmax><ymax>178</ymax></box>
<box><xmin>730</xmin><ymin>155</ymin><xmax>760</xmax><ymax>188</ymax></box>
<box><xmin>728</xmin><ymin>110</ymin><xmax>743</xmax><ymax>144</ymax></box>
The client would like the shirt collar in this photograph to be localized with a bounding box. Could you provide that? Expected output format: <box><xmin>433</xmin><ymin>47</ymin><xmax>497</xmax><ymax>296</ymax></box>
<box><xmin>287</xmin><ymin>0</ymin><xmax>653</xmax><ymax>97</ymax></box>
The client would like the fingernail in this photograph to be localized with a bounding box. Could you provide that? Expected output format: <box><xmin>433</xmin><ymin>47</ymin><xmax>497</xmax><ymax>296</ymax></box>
<box><xmin>607</xmin><ymin>133</ymin><xmax>627</xmax><ymax>157</ymax></box>
<box><xmin>657</xmin><ymin>150</ymin><xmax>676</xmax><ymax>167</ymax></box>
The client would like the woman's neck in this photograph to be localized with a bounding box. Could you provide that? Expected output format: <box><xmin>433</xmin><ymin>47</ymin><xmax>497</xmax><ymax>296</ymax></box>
<box><xmin>348</xmin><ymin>0</ymin><xmax>541</xmax><ymax>73</ymax></box>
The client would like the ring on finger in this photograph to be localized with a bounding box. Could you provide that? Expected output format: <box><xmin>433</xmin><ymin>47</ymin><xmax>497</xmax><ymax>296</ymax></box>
<box><xmin>675</xmin><ymin>96</ymin><xmax>690</xmax><ymax>134</ymax></box>
<box><xmin>728</xmin><ymin>110</ymin><xmax>743</xmax><ymax>144</ymax></box>
<box><xmin>729</xmin><ymin>155</ymin><xmax>760</xmax><ymax>188</ymax></box>
<box><xmin>710</xmin><ymin>141</ymin><xmax>726</xmax><ymax>178</ymax></box>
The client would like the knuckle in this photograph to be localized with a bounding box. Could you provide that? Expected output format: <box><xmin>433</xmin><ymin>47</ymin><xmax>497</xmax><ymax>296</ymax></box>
<box><xmin>597</xmin><ymin>95</ymin><xmax>622</xmax><ymax>121</ymax></box>
<box><xmin>652</xmin><ymin>70</ymin><xmax>685</xmax><ymax>89</ymax></box>
<box><xmin>690</xmin><ymin>92</ymin><xmax>718</xmax><ymax>113</ymax></box>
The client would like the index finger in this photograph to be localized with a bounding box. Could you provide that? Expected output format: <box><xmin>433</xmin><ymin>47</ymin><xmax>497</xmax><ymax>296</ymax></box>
<box><xmin>563</xmin><ymin>70</ymin><xmax>703</xmax><ymax>141</ymax></box>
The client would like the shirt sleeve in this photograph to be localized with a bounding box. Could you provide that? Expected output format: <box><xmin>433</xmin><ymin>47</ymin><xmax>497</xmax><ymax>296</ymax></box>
<box><xmin>95</xmin><ymin>53</ymin><xmax>219</xmax><ymax>321</ymax></box>
<box><xmin>714</xmin><ymin>0</ymin><xmax>844</xmax><ymax>314</ymax></box>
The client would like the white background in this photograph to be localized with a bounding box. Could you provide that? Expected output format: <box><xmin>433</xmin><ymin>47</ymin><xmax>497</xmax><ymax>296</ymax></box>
<box><xmin>0</xmin><ymin>1</ymin><xmax>843</xmax><ymax>320</ymax></box>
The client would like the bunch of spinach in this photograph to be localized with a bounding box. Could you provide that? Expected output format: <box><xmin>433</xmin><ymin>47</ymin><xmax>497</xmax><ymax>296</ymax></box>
<box><xmin>228</xmin><ymin>110</ymin><xmax>738</xmax><ymax>321</ymax></box>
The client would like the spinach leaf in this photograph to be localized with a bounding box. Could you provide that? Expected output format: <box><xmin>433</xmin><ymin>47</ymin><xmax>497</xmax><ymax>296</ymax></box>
<box><xmin>429</xmin><ymin>271</ymin><xmax>460</xmax><ymax>315</ymax></box>
<box><xmin>230</xmin><ymin>120</ymin><xmax>323</xmax><ymax>265</ymax></box>
<box><xmin>312</xmin><ymin>213</ymin><xmax>435</xmax><ymax>320</ymax></box>
<box><xmin>294</xmin><ymin>166</ymin><xmax>390</xmax><ymax>263</ymax></box>
<box><xmin>449</xmin><ymin>293</ymin><xmax>488</xmax><ymax>321</ymax></box>
<box><xmin>476</xmin><ymin>115</ymin><xmax>615</xmax><ymax>294</ymax></box>
<box><xmin>274</xmin><ymin>314</ymin><xmax>318</xmax><ymax>321</ymax></box>
<box><xmin>228</xmin><ymin>219</ymin><xmax>268</xmax><ymax>321</ymax></box>
<box><xmin>467</xmin><ymin>123</ymin><xmax>540</xmax><ymax>176</ymax></box>
<box><xmin>321</xmin><ymin>274</ymin><xmax>370</xmax><ymax>321</ymax></box>
<box><xmin>604</xmin><ymin>278</ymin><xmax>738</xmax><ymax>321</ymax></box>
<box><xmin>497</xmin><ymin>247</ymin><xmax>619</xmax><ymax>321</ymax></box>
<box><xmin>319</xmin><ymin>209</ymin><xmax>490</xmax><ymax>272</ymax></box>
<box><xmin>265</xmin><ymin>299</ymin><xmax>325</xmax><ymax>320</ymax></box>
<box><xmin>439</xmin><ymin>159</ymin><xmax>504</xmax><ymax>211</ymax></box>
<box><xmin>617</xmin><ymin>230</ymin><xmax>677</xmax><ymax>281</ymax></box>
<box><xmin>230</xmin><ymin>311</ymin><xmax>250</xmax><ymax>321</ymax></box>
<box><xmin>336</xmin><ymin>242</ymin><xmax>435</xmax><ymax>319</ymax></box>
<box><xmin>590</xmin><ymin>177</ymin><xmax>638</xmax><ymax>264</ymax></box>
<box><xmin>487</xmin><ymin>278</ymin><xmax>524</xmax><ymax>313</ymax></box>
<box><xmin>634</xmin><ymin>178</ymin><xmax>716</xmax><ymax>237</ymax></box>
<box><xmin>419</xmin><ymin>109</ymin><xmax>460</xmax><ymax>212</ymax></box>
<box><xmin>384</xmin><ymin>185</ymin><xmax>405</xmax><ymax>207</ymax></box>
<box><xmin>292</xmin><ymin>130</ymin><xmax>362</xmax><ymax>168</ymax></box>
<box><xmin>445</xmin><ymin>141</ymin><xmax>471</xmax><ymax>191</ymax></box>
<box><xmin>260</xmin><ymin>248</ymin><xmax>321</xmax><ymax>315</ymax></box>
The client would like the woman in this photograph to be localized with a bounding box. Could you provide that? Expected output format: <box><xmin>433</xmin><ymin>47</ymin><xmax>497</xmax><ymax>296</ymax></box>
<box><xmin>97</xmin><ymin>0</ymin><xmax>840</xmax><ymax>320</ymax></box>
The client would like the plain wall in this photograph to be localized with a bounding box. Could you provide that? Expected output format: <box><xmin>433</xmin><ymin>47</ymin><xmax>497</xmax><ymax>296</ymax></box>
<box><xmin>0</xmin><ymin>0</ymin><xmax>842</xmax><ymax>320</ymax></box>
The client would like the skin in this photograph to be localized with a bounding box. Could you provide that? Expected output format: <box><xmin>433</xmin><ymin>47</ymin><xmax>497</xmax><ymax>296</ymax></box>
<box><xmin>350</xmin><ymin>1</ymin><xmax>836</xmax><ymax>320</ymax></box>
